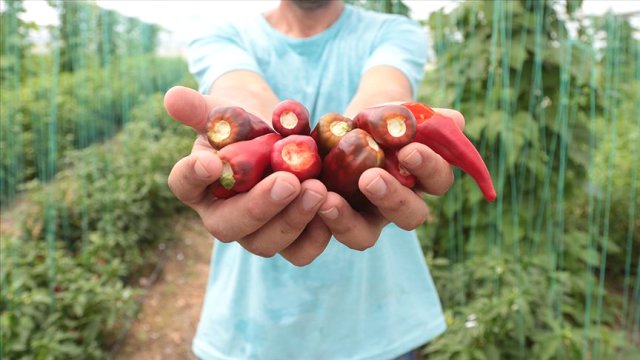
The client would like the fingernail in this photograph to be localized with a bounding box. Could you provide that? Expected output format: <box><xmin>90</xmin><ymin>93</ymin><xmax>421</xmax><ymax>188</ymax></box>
<box><xmin>402</xmin><ymin>149</ymin><xmax>422</xmax><ymax>169</ymax></box>
<box><xmin>319</xmin><ymin>207</ymin><xmax>339</xmax><ymax>220</ymax></box>
<box><xmin>301</xmin><ymin>190</ymin><xmax>323</xmax><ymax>211</ymax></box>
<box><xmin>194</xmin><ymin>160</ymin><xmax>212</xmax><ymax>179</ymax></box>
<box><xmin>271</xmin><ymin>178</ymin><xmax>296</xmax><ymax>201</ymax></box>
<box><xmin>366</xmin><ymin>176</ymin><xmax>387</xmax><ymax>197</ymax></box>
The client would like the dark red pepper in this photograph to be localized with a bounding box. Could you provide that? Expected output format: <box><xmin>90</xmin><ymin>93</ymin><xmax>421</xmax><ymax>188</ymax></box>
<box><xmin>210</xmin><ymin>133</ymin><xmax>282</xmax><ymax>197</ymax></box>
<box><xmin>384</xmin><ymin>148</ymin><xmax>417</xmax><ymax>188</ymax></box>
<box><xmin>311</xmin><ymin>113</ymin><xmax>356</xmax><ymax>157</ymax></box>
<box><xmin>271</xmin><ymin>135</ymin><xmax>322</xmax><ymax>182</ymax></box>
<box><xmin>354</xmin><ymin>105</ymin><xmax>417</xmax><ymax>148</ymax></box>
<box><xmin>321</xmin><ymin>129</ymin><xmax>385</xmax><ymax>210</ymax></box>
<box><xmin>403</xmin><ymin>103</ymin><xmax>496</xmax><ymax>202</ymax></box>
<box><xmin>272</xmin><ymin>99</ymin><xmax>311</xmax><ymax>136</ymax></box>
<box><xmin>206</xmin><ymin>106</ymin><xmax>274</xmax><ymax>150</ymax></box>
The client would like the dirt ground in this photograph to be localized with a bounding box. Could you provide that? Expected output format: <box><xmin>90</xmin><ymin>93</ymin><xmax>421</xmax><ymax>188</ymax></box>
<box><xmin>115</xmin><ymin>216</ymin><xmax>214</xmax><ymax>360</ymax></box>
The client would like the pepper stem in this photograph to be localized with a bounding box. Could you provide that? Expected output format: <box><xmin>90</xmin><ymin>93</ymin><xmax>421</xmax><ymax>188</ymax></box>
<box><xmin>330</xmin><ymin>121</ymin><xmax>351</xmax><ymax>137</ymax></box>
<box><xmin>219</xmin><ymin>161</ymin><xmax>235</xmax><ymax>189</ymax></box>
<box><xmin>366</xmin><ymin>135</ymin><xmax>380</xmax><ymax>151</ymax></box>
<box><xmin>280</xmin><ymin>112</ymin><xmax>299</xmax><ymax>129</ymax></box>
<box><xmin>211</xmin><ymin>120</ymin><xmax>231</xmax><ymax>143</ymax></box>
<box><xmin>386</xmin><ymin>116</ymin><xmax>407</xmax><ymax>138</ymax></box>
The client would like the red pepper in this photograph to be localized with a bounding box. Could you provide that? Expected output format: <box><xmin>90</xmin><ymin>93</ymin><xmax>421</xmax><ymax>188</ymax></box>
<box><xmin>321</xmin><ymin>129</ymin><xmax>385</xmax><ymax>210</ymax></box>
<box><xmin>211</xmin><ymin>185</ymin><xmax>237</xmax><ymax>199</ymax></box>
<box><xmin>272</xmin><ymin>99</ymin><xmax>311</xmax><ymax>136</ymax></box>
<box><xmin>354</xmin><ymin>105</ymin><xmax>417</xmax><ymax>148</ymax></box>
<box><xmin>271</xmin><ymin>135</ymin><xmax>322</xmax><ymax>182</ymax></box>
<box><xmin>210</xmin><ymin>133</ymin><xmax>282</xmax><ymax>196</ymax></box>
<box><xmin>401</xmin><ymin>102</ymin><xmax>436</xmax><ymax>125</ymax></box>
<box><xmin>384</xmin><ymin>148</ymin><xmax>417</xmax><ymax>188</ymax></box>
<box><xmin>311</xmin><ymin>113</ymin><xmax>356</xmax><ymax>157</ymax></box>
<box><xmin>206</xmin><ymin>106</ymin><xmax>274</xmax><ymax>150</ymax></box>
<box><xmin>403</xmin><ymin>103</ymin><xmax>496</xmax><ymax>202</ymax></box>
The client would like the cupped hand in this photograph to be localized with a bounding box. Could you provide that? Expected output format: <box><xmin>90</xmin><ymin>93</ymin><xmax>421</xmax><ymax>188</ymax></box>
<box><xmin>164</xmin><ymin>86</ymin><xmax>332</xmax><ymax>266</ymax></box>
<box><xmin>318</xmin><ymin>108</ymin><xmax>465</xmax><ymax>250</ymax></box>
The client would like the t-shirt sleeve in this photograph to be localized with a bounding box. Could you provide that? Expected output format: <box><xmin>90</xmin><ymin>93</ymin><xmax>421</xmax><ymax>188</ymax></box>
<box><xmin>187</xmin><ymin>23</ymin><xmax>263</xmax><ymax>94</ymax></box>
<box><xmin>363</xmin><ymin>16</ymin><xmax>429</xmax><ymax>97</ymax></box>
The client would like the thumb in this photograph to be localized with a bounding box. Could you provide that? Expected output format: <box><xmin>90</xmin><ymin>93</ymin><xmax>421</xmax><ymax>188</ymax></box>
<box><xmin>164</xmin><ymin>86</ymin><xmax>211</xmax><ymax>132</ymax></box>
<box><xmin>168</xmin><ymin>150</ymin><xmax>222</xmax><ymax>208</ymax></box>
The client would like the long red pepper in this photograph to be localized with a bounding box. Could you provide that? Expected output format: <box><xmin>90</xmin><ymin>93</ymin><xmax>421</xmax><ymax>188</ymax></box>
<box><xmin>402</xmin><ymin>102</ymin><xmax>435</xmax><ymax>125</ymax></box>
<box><xmin>403</xmin><ymin>102</ymin><xmax>497</xmax><ymax>202</ymax></box>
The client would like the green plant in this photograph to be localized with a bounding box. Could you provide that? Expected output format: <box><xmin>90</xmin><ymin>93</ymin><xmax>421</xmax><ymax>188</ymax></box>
<box><xmin>0</xmin><ymin>55</ymin><xmax>193</xmax><ymax>206</ymax></box>
<box><xmin>1</xmin><ymin>236</ymin><xmax>137</xmax><ymax>359</ymax></box>
<box><xmin>416</xmin><ymin>0</ymin><xmax>639</xmax><ymax>357</ymax></box>
<box><xmin>1</xmin><ymin>92</ymin><xmax>194</xmax><ymax>359</ymax></box>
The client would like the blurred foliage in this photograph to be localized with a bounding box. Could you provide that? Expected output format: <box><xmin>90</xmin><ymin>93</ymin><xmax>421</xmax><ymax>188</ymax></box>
<box><xmin>1</xmin><ymin>1</ymin><xmax>197</xmax><ymax>358</ymax></box>
<box><xmin>0</xmin><ymin>54</ymin><xmax>191</xmax><ymax>205</ymax></box>
<box><xmin>417</xmin><ymin>0</ymin><xmax>639</xmax><ymax>358</ymax></box>
<box><xmin>1</xmin><ymin>94</ymin><xmax>194</xmax><ymax>359</ymax></box>
<box><xmin>1</xmin><ymin>235</ymin><xmax>137</xmax><ymax>359</ymax></box>
<box><xmin>46</xmin><ymin>1</ymin><xmax>162</xmax><ymax>72</ymax></box>
<box><xmin>0</xmin><ymin>0</ymin><xmax>191</xmax><ymax>206</ymax></box>
<box><xmin>345</xmin><ymin>0</ymin><xmax>409</xmax><ymax>17</ymax></box>
<box><xmin>0</xmin><ymin>0</ymin><xmax>35</xmax><ymax>83</ymax></box>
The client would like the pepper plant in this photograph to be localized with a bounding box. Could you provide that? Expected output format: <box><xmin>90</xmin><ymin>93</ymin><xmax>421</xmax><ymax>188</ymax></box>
<box><xmin>417</xmin><ymin>0</ymin><xmax>638</xmax><ymax>357</ymax></box>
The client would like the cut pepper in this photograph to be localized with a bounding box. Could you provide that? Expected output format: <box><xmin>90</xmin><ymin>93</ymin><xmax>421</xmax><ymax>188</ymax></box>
<box><xmin>321</xmin><ymin>129</ymin><xmax>385</xmax><ymax>210</ymax></box>
<box><xmin>271</xmin><ymin>135</ymin><xmax>322</xmax><ymax>182</ymax></box>
<box><xmin>210</xmin><ymin>133</ymin><xmax>282</xmax><ymax>196</ymax></box>
<box><xmin>206</xmin><ymin>106</ymin><xmax>274</xmax><ymax>150</ymax></box>
<box><xmin>272</xmin><ymin>99</ymin><xmax>311</xmax><ymax>136</ymax></box>
<box><xmin>354</xmin><ymin>105</ymin><xmax>417</xmax><ymax>148</ymax></box>
<box><xmin>311</xmin><ymin>113</ymin><xmax>356</xmax><ymax>157</ymax></box>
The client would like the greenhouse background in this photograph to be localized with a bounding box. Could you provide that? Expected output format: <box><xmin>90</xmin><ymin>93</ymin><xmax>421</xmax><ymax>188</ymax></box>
<box><xmin>1</xmin><ymin>0</ymin><xmax>638</xmax><ymax>358</ymax></box>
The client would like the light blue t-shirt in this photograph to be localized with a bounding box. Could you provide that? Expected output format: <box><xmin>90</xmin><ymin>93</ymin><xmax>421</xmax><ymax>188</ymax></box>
<box><xmin>187</xmin><ymin>5</ymin><xmax>446</xmax><ymax>360</ymax></box>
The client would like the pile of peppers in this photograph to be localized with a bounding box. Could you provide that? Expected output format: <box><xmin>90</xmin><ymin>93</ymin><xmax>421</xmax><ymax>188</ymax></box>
<box><xmin>206</xmin><ymin>99</ymin><xmax>496</xmax><ymax>209</ymax></box>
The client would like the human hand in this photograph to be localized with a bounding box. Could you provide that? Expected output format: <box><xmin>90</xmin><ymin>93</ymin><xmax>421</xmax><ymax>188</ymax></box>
<box><xmin>317</xmin><ymin>108</ymin><xmax>465</xmax><ymax>250</ymax></box>
<box><xmin>164</xmin><ymin>86</ymin><xmax>332</xmax><ymax>266</ymax></box>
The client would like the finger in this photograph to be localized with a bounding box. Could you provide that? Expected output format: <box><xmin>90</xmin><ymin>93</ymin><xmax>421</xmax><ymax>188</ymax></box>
<box><xmin>238</xmin><ymin>179</ymin><xmax>327</xmax><ymax>258</ymax></box>
<box><xmin>397</xmin><ymin>142</ymin><xmax>454</xmax><ymax>196</ymax></box>
<box><xmin>192</xmin><ymin>134</ymin><xmax>214</xmax><ymax>152</ymax></box>
<box><xmin>201</xmin><ymin>172</ymin><xmax>301</xmax><ymax>242</ymax></box>
<box><xmin>279</xmin><ymin>216</ymin><xmax>332</xmax><ymax>267</ymax></box>
<box><xmin>318</xmin><ymin>192</ymin><xmax>386</xmax><ymax>251</ymax></box>
<box><xmin>168</xmin><ymin>150</ymin><xmax>222</xmax><ymax>209</ymax></box>
<box><xmin>433</xmin><ymin>107</ymin><xmax>465</xmax><ymax>130</ymax></box>
<box><xmin>164</xmin><ymin>86</ymin><xmax>211</xmax><ymax>132</ymax></box>
<box><xmin>359</xmin><ymin>168</ymin><xmax>430</xmax><ymax>230</ymax></box>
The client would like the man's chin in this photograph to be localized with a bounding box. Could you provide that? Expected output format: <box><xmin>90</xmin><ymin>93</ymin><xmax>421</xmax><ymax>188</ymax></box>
<box><xmin>290</xmin><ymin>0</ymin><xmax>333</xmax><ymax>11</ymax></box>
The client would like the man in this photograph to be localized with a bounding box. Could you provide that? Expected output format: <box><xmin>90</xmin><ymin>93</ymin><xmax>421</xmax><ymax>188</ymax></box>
<box><xmin>164</xmin><ymin>1</ymin><xmax>464</xmax><ymax>359</ymax></box>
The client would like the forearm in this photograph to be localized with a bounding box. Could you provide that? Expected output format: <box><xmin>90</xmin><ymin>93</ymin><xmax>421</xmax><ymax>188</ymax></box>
<box><xmin>343</xmin><ymin>66</ymin><xmax>414</xmax><ymax>119</ymax></box>
<box><xmin>208</xmin><ymin>71</ymin><xmax>279</xmax><ymax>125</ymax></box>
<box><xmin>343</xmin><ymin>90</ymin><xmax>410</xmax><ymax>119</ymax></box>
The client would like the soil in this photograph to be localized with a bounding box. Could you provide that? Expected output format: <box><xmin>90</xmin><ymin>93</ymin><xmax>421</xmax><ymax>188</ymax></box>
<box><xmin>114</xmin><ymin>215</ymin><xmax>214</xmax><ymax>360</ymax></box>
